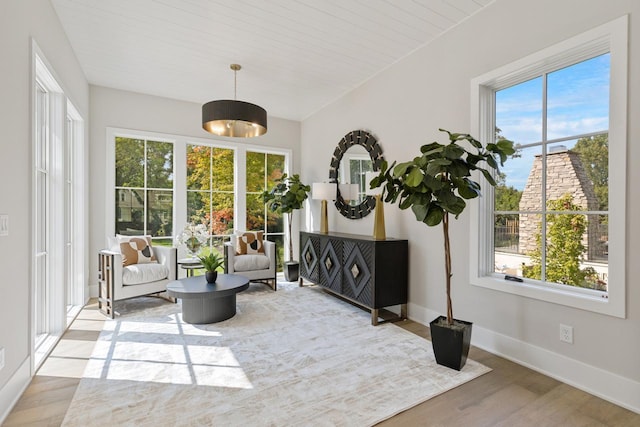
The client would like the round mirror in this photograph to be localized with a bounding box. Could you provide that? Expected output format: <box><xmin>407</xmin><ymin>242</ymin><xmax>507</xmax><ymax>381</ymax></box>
<box><xmin>329</xmin><ymin>130</ymin><xmax>384</xmax><ymax>219</ymax></box>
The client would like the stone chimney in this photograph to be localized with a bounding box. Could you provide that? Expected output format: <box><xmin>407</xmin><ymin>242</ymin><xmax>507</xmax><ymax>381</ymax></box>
<box><xmin>518</xmin><ymin>148</ymin><xmax>601</xmax><ymax>259</ymax></box>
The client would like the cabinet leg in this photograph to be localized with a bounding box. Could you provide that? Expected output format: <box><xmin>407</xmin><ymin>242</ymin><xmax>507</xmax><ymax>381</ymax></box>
<box><xmin>371</xmin><ymin>309</ymin><xmax>379</xmax><ymax>326</ymax></box>
<box><xmin>400</xmin><ymin>304</ymin><xmax>407</xmax><ymax>320</ymax></box>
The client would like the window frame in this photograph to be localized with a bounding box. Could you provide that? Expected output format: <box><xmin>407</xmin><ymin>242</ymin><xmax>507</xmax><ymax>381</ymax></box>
<box><xmin>469</xmin><ymin>16</ymin><xmax>627</xmax><ymax>318</ymax></box>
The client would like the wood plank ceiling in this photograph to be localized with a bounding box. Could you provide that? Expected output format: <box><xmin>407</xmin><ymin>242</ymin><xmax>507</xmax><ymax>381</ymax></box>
<box><xmin>51</xmin><ymin>0</ymin><xmax>492</xmax><ymax>121</ymax></box>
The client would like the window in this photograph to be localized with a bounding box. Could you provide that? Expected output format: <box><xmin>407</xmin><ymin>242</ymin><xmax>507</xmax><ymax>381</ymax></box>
<box><xmin>246</xmin><ymin>151</ymin><xmax>286</xmax><ymax>269</ymax></box>
<box><xmin>115</xmin><ymin>136</ymin><xmax>174</xmax><ymax>245</ymax></box>
<box><xmin>33</xmin><ymin>45</ymin><xmax>87</xmax><ymax>370</ymax></box>
<box><xmin>108</xmin><ymin>129</ymin><xmax>292</xmax><ymax>271</ymax></box>
<box><xmin>470</xmin><ymin>17</ymin><xmax>627</xmax><ymax>317</ymax></box>
<box><xmin>186</xmin><ymin>144</ymin><xmax>235</xmax><ymax>250</ymax></box>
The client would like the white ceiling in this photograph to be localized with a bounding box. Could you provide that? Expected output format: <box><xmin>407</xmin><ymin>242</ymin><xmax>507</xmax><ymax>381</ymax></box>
<box><xmin>51</xmin><ymin>0</ymin><xmax>492</xmax><ymax>121</ymax></box>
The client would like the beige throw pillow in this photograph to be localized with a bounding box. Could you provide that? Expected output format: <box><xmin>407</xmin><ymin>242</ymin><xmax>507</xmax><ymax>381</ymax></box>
<box><xmin>117</xmin><ymin>235</ymin><xmax>156</xmax><ymax>266</ymax></box>
<box><xmin>235</xmin><ymin>231</ymin><xmax>265</xmax><ymax>255</ymax></box>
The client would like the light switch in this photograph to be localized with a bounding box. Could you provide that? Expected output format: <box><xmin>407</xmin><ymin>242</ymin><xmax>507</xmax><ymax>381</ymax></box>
<box><xmin>0</xmin><ymin>214</ymin><xmax>8</xmax><ymax>236</ymax></box>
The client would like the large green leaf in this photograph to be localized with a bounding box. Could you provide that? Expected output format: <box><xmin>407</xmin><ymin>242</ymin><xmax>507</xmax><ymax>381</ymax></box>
<box><xmin>455</xmin><ymin>177</ymin><xmax>480</xmax><ymax>199</ymax></box>
<box><xmin>411</xmin><ymin>203</ymin><xmax>428</xmax><ymax>222</ymax></box>
<box><xmin>443</xmin><ymin>144</ymin><xmax>465</xmax><ymax>160</ymax></box>
<box><xmin>405</xmin><ymin>167</ymin><xmax>423</xmax><ymax>187</ymax></box>
<box><xmin>425</xmin><ymin>206</ymin><xmax>444</xmax><ymax>226</ymax></box>
<box><xmin>424</xmin><ymin>174</ymin><xmax>445</xmax><ymax>191</ymax></box>
<box><xmin>420</xmin><ymin>142</ymin><xmax>444</xmax><ymax>155</ymax></box>
<box><xmin>393</xmin><ymin>161</ymin><xmax>414</xmax><ymax>177</ymax></box>
<box><xmin>447</xmin><ymin>160</ymin><xmax>470</xmax><ymax>178</ymax></box>
<box><xmin>497</xmin><ymin>139</ymin><xmax>516</xmax><ymax>155</ymax></box>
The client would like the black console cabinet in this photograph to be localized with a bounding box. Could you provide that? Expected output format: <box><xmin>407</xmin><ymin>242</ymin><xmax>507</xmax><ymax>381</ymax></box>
<box><xmin>299</xmin><ymin>231</ymin><xmax>408</xmax><ymax>325</ymax></box>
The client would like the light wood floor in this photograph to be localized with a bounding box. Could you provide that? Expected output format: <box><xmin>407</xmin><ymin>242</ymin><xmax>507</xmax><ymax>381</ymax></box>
<box><xmin>4</xmin><ymin>299</ymin><xmax>639</xmax><ymax>427</ymax></box>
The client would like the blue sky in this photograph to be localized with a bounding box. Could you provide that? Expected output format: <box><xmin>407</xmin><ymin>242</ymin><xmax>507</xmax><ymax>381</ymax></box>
<box><xmin>495</xmin><ymin>54</ymin><xmax>610</xmax><ymax>191</ymax></box>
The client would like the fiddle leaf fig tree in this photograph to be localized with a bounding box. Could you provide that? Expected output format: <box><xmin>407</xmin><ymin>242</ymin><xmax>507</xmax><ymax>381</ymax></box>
<box><xmin>261</xmin><ymin>174</ymin><xmax>311</xmax><ymax>263</ymax></box>
<box><xmin>371</xmin><ymin>129</ymin><xmax>514</xmax><ymax>325</ymax></box>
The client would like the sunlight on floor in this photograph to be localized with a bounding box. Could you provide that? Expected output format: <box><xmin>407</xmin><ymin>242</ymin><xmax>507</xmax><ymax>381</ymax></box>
<box><xmin>83</xmin><ymin>313</ymin><xmax>253</xmax><ymax>389</ymax></box>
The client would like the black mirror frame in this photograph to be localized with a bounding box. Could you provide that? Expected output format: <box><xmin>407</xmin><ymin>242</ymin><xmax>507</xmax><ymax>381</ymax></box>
<box><xmin>329</xmin><ymin>129</ymin><xmax>384</xmax><ymax>219</ymax></box>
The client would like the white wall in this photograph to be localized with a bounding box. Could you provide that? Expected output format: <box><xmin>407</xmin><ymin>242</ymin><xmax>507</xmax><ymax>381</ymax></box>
<box><xmin>301</xmin><ymin>0</ymin><xmax>640</xmax><ymax>412</ymax></box>
<box><xmin>0</xmin><ymin>0</ymin><xmax>89</xmax><ymax>420</ymax></box>
<box><xmin>89</xmin><ymin>86</ymin><xmax>301</xmax><ymax>294</ymax></box>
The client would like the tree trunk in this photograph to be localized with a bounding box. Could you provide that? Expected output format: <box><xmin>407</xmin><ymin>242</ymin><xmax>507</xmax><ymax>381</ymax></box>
<box><xmin>442</xmin><ymin>212</ymin><xmax>453</xmax><ymax>325</ymax></box>
<box><xmin>287</xmin><ymin>212</ymin><xmax>293</xmax><ymax>262</ymax></box>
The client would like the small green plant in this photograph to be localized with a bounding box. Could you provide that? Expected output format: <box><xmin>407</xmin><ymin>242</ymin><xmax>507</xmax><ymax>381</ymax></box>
<box><xmin>198</xmin><ymin>252</ymin><xmax>224</xmax><ymax>272</ymax></box>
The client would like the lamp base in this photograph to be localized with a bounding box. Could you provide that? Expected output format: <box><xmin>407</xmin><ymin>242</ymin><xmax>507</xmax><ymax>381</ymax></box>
<box><xmin>320</xmin><ymin>200</ymin><xmax>329</xmax><ymax>233</ymax></box>
<box><xmin>373</xmin><ymin>195</ymin><xmax>386</xmax><ymax>240</ymax></box>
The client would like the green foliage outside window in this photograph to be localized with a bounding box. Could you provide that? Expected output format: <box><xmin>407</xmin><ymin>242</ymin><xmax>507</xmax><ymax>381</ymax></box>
<box><xmin>115</xmin><ymin>137</ymin><xmax>173</xmax><ymax>238</ymax></box>
<box><xmin>573</xmin><ymin>133</ymin><xmax>608</xmax><ymax>211</ymax></box>
<box><xmin>522</xmin><ymin>194</ymin><xmax>601</xmax><ymax>289</ymax></box>
<box><xmin>186</xmin><ymin>145</ymin><xmax>235</xmax><ymax>236</ymax></box>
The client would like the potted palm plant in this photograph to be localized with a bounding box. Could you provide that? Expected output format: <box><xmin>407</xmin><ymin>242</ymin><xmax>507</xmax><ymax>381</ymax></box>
<box><xmin>371</xmin><ymin>129</ymin><xmax>514</xmax><ymax>370</ymax></box>
<box><xmin>261</xmin><ymin>174</ymin><xmax>311</xmax><ymax>281</ymax></box>
<box><xmin>198</xmin><ymin>252</ymin><xmax>224</xmax><ymax>284</ymax></box>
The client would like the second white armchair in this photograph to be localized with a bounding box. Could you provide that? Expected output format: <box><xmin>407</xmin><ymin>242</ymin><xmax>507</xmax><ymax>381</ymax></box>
<box><xmin>224</xmin><ymin>236</ymin><xmax>277</xmax><ymax>291</ymax></box>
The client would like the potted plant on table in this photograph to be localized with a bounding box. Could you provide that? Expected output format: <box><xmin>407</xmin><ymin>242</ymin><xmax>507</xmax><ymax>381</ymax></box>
<box><xmin>371</xmin><ymin>129</ymin><xmax>514</xmax><ymax>370</ymax></box>
<box><xmin>198</xmin><ymin>252</ymin><xmax>225</xmax><ymax>284</ymax></box>
<box><xmin>261</xmin><ymin>174</ymin><xmax>311</xmax><ymax>282</ymax></box>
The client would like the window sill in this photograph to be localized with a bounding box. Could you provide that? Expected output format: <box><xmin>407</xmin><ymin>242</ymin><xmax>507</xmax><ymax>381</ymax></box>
<box><xmin>471</xmin><ymin>274</ymin><xmax>624</xmax><ymax>318</ymax></box>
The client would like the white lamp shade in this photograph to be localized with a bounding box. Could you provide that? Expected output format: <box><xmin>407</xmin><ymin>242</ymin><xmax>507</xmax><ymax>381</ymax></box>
<box><xmin>365</xmin><ymin>172</ymin><xmax>382</xmax><ymax>196</ymax></box>
<box><xmin>312</xmin><ymin>182</ymin><xmax>337</xmax><ymax>200</ymax></box>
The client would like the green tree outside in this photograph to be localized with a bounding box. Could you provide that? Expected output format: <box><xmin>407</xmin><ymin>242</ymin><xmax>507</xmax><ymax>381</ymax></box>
<box><xmin>573</xmin><ymin>133</ymin><xmax>608</xmax><ymax>211</ymax></box>
<box><xmin>522</xmin><ymin>194</ymin><xmax>600</xmax><ymax>289</ymax></box>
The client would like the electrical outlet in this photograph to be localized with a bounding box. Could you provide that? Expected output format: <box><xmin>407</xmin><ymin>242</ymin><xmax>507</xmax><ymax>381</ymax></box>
<box><xmin>0</xmin><ymin>214</ymin><xmax>8</xmax><ymax>236</ymax></box>
<box><xmin>0</xmin><ymin>347</ymin><xmax>5</xmax><ymax>371</ymax></box>
<box><xmin>560</xmin><ymin>324</ymin><xmax>573</xmax><ymax>344</ymax></box>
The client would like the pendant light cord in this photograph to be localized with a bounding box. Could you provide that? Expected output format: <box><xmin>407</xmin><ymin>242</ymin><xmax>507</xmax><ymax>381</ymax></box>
<box><xmin>230</xmin><ymin>63</ymin><xmax>241</xmax><ymax>101</ymax></box>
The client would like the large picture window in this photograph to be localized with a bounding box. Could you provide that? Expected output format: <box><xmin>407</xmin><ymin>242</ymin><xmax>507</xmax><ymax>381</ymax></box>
<box><xmin>470</xmin><ymin>17</ymin><xmax>627</xmax><ymax>317</ymax></box>
<box><xmin>186</xmin><ymin>144</ymin><xmax>235</xmax><ymax>250</ymax></box>
<box><xmin>246</xmin><ymin>151</ymin><xmax>286</xmax><ymax>269</ymax></box>
<box><xmin>494</xmin><ymin>55</ymin><xmax>609</xmax><ymax>291</ymax></box>
<box><xmin>115</xmin><ymin>137</ymin><xmax>174</xmax><ymax>245</ymax></box>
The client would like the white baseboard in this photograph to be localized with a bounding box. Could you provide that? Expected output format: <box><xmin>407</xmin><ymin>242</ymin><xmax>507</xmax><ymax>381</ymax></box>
<box><xmin>0</xmin><ymin>357</ymin><xmax>32</xmax><ymax>424</ymax></box>
<box><xmin>406</xmin><ymin>304</ymin><xmax>640</xmax><ymax>414</ymax></box>
<box><xmin>89</xmin><ymin>283</ymin><xmax>98</xmax><ymax>299</ymax></box>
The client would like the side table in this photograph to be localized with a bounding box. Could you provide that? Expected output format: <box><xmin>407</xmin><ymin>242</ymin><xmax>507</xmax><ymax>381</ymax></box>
<box><xmin>178</xmin><ymin>257</ymin><xmax>203</xmax><ymax>277</ymax></box>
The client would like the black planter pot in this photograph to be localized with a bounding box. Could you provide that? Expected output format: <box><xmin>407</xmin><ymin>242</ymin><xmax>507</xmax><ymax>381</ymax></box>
<box><xmin>429</xmin><ymin>316</ymin><xmax>472</xmax><ymax>371</ymax></box>
<box><xmin>205</xmin><ymin>271</ymin><xmax>218</xmax><ymax>284</ymax></box>
<box><xmin>284</xmin><ymin>261</ymin><xmax>299</xmax><ymax>282</ymax></box>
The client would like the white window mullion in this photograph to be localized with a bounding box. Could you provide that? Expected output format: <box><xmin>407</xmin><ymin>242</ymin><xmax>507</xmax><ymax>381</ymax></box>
<box><xmin>173</xmin><ymin>139</ymin><xmax>187</xmax><ymax>236</ymax></box>
<box><xmin>235</xmin><ymin>148</ymin><xmax>247</xmax><ymax>231</ymax></box>
<box><xmin>540</xmin><ymin>73</ymin><xmax>548</xmax><ymax>282</ymax></box>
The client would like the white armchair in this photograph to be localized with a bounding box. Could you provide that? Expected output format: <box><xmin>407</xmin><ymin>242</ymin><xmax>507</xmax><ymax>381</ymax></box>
<box><xmin>98</xmin><ymin>244</ymin><xmax>177</xmax><ymax>318</ymax></box>
<box><xmin>224</xmin><ymin>239</ymin><xmax>277</xmax><ymax>291</ymax></box>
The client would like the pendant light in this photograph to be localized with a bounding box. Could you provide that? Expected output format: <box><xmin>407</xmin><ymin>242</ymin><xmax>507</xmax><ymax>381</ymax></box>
<box><xmin>202</xmin><ymin>64</ymin><xmax>267</xmax><ymax>138</ymax></box>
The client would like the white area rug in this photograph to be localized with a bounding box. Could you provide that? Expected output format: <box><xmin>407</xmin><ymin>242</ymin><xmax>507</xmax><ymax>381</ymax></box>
<box><xmin>62</xmin><ymin>282</ymin><xmax>490</xmax><ymax>426</ymax></box>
